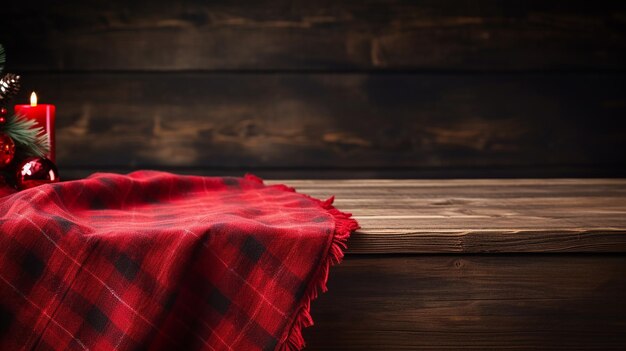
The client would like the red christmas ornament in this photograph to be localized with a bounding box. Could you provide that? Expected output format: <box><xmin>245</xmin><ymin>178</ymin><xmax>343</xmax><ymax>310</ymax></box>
<box><xmin>0</xmin><ymin>132</ymin><xmax>16</xmax><ymax>168</ymax></box>
<box><xmin>0</xmin><ymin>107</ymin><xmax>7</xmax><ymax>124</ymax></box>
<box><xmin>15</xmin><ymin>157</ymin><xmax>60</xmax><ymax>190</ymax></box>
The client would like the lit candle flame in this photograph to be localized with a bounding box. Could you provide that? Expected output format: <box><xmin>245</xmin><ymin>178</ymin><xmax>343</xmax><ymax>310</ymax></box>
<box><xmin>30</xmin><ymin>92</ymin><xmax>37</xmax><ymax>107</ymax></box>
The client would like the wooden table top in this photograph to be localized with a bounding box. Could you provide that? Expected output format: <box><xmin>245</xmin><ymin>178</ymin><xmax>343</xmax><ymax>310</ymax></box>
<box><xmin>270</xmin><ymin>179</ymin><xmax>626</xmax><ymax>254</ymax></box>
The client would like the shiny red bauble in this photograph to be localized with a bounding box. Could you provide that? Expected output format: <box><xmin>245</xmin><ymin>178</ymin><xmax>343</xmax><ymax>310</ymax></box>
<box><xmin>15</xmin><ymin>157</ymin><xmax>60</xmax><ymax>190</ymax></box>
<box><xmin>0</xmin><ymin>107</ymin><xmax>7</xmax><ymax>125</ymax></box>
<box><xmin>0</xmin><ymin>132</ymin><xmax>16</xmax><ymax>168</ymax></box>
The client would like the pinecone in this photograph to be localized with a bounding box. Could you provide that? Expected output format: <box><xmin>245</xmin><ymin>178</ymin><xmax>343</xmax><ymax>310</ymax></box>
<box><xmin>0</xmin><ymin>73</ymin><xmax>21</xmax><ymax>103</ymax></box>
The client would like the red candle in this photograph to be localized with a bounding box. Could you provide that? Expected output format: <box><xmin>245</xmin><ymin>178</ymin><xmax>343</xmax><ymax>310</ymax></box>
<box><xmin>14</xmin><ymin>92</ymin><xmax>56</xmax><ymax>162</ymax></box>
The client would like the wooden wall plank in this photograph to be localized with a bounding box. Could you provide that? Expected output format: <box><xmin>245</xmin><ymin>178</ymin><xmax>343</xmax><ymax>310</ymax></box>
<box><xmin>2</xmin><ymin>1</ymin><xmax>624</xmax><ymax>176</ymax></box>
<box><xmin>1</xmin><ymin>0</ymin><xmax>625</xmax><ymax>71</ymax></box>
<box><xmin>276</xmin><ymin>179</ymin><xmax>626</xmax><ymax>253</ymax></box>
<box><xmin>304</xmin><ymin>255</ymin><xmax>626</xmax><ymax>350</ymax></box>
<box><xmin>12</xmin><ymin>73</ymin><xmax>624</xmax><ymax>172</ymax></box>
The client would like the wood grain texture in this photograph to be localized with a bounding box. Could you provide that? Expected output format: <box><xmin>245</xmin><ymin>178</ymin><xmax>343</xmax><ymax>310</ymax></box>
<box><xmin>2</xmin><ymin>1</ymin><xmax>625</xmax><ymax>176</ymax></box>
<box><xmin>12</xmin><ymin>73</ymin><xmax>626</xmax><ymax>172</ymax></box>
<box><xmin>303</xmin><ymin>255</ymin><xmax>626</xmax><ymax>350</ymax></box>
<box><xmin>1</xmin><ymin>0</ymin><xmax>625</xmax><ymax>71</ymax></box>
<box><xmin>269</xmin><ymin>179</ymin><xmax>626</xmax><ymax>253</ymax></box>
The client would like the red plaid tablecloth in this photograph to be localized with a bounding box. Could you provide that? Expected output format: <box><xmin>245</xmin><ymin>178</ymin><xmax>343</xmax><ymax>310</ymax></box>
<box><xmin>0</xmin><ymin>171</ymin><xmax>358</xmax><ymax>350</ymax></box>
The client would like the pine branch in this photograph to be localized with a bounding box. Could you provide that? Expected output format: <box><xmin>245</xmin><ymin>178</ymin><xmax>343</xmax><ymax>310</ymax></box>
<box><xmin>0</xmin><ymin>44</ymin><xmax>5</xmax><ymax>74</ymax></box>
<box><xmin>3</xmin><ymin>114</ymin><xmax>50</xmax><ymax>157</ymax></box>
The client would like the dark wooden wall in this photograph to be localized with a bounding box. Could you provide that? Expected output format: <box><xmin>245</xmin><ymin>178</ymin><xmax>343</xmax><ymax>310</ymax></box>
<box><xmin>1</xmin><ymin>1</ymin><xmax>625</xmax><ymax>178</ymax></box>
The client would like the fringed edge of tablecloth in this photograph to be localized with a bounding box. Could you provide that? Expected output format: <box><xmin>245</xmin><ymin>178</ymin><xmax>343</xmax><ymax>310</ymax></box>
<box><xmin>240</xmin><ymin>175</ymin><xmax>360</xmax><ymax>351</ymax></box>
<box><xmin>243</xmin><ymin>175</ymin><xmax>359</xmax><ymax>350</ymax></box>
<box><xmin>279</xmin><ymin>196</ymin><xmax>358</xmax><ymax>351</ymax></box>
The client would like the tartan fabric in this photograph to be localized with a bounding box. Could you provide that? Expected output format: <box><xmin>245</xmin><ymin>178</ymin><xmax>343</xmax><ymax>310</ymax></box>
<box><xmin>0</xmin><ymin>171</ymin><xmax>358</xmax><ymax>350</ymax></box>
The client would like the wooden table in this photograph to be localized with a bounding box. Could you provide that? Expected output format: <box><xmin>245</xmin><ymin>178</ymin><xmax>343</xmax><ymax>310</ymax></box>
<box><xmin>270</xmin><ymin>179</ymin><xmax>626</xmax><ymax>350</ymax></box>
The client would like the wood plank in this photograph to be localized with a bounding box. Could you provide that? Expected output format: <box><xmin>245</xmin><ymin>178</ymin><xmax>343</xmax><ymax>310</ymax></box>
<box><xmin>270</xmin><ymin>179</ymin><xmax>626</xmax><ymax>253</ymax></box>
<box><xmin>11</xmin><ymin>73</ymin><xmax>626</xmax><ymax>173</ymax></box>
<box><xmin>304</xmin><ymin>255</ymin><xmax>626</xmax><ymax>350</ymax></box>
<box><xmin>1</xmin><ymin>0</ymin><xmax>625</xmax><ymax>71</ymax></box>
<box><xmin>57</xmin><ymin>166</ymin><xmax>626</xmax><ymax>181</ymax></box>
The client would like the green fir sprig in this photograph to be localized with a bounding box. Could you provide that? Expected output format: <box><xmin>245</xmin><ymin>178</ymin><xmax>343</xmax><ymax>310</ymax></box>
<box><xmin>0</xmin><ymin>44</ymin><xmax>5</xmax><ymax>73</ymax></box>
<box><xmin>3</xmin><ymin>113</ymin><xmax>50</xmax><ymax>157</ymax></box>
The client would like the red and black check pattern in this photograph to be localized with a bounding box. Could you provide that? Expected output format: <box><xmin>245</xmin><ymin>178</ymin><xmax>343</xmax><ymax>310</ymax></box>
<box><xmin>0</xmin><ymin>171</ymin><xmax>358</xmax><ymax>350</ymax></box>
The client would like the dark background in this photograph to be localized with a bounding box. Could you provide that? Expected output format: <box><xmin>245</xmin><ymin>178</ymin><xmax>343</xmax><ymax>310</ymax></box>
<box><xmin>1</xmin><ymin>0</ymin><xmax>625</xmax><ymax>179</ymax></box>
